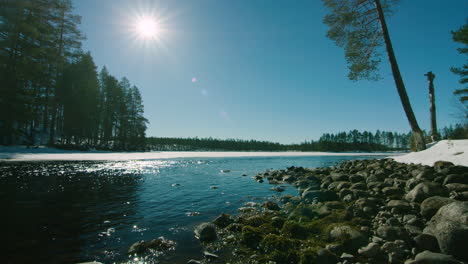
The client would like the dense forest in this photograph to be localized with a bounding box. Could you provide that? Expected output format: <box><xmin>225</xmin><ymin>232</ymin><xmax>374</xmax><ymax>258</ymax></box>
<box><xmin>0</xmin><ymin>0</ymin><xmax>148</xmax><ymax>150</ymax></box>
<box><xmin>148</xmin><ymin>124</ymin><xmax>468</xmax><ymax>152</ymax></box>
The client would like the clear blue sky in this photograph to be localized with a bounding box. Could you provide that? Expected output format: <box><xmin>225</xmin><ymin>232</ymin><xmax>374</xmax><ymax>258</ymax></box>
<box><xmin>73</xmin><ymin>0</ymin><xmax>467</xmax><ymax>144</ymax></box>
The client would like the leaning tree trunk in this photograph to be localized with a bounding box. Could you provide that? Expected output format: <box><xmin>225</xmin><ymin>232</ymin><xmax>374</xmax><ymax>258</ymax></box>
<box><xmin>374</xmin><ymin>0</ymin><xmax>426</xmax><ymax>151</ymax></box>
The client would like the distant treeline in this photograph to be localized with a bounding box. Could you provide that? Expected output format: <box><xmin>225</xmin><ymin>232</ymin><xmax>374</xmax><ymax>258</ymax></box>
<box><xmin>0</xmin><ymin>0</ymin><xmax>148</xmax><ymax>150</ymax></box>
<box><xmin>148</xmin><ymin>125</ymin><xmax>468</xmax><ymax>152</ymax></box>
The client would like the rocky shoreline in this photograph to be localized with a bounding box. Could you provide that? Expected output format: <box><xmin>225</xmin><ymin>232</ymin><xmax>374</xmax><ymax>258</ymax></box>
<box><xmin>186</xmin><ymin>158</ymin><xmax>468</xmax><ymax>264</ymax></box>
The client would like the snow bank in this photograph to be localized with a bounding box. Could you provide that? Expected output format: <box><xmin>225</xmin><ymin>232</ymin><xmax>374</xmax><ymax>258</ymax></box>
<box><xmin>0</xmin><ymin>146</ymin><xmax>398</xmax><ymax>161</ymax></box>
<box><xmin>392</xmin><ymin>139</ymin><xmax>468</xmax><ymax>167</ymax></box>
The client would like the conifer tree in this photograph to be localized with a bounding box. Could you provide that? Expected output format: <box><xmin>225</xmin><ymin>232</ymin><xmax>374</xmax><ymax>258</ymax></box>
<box><xmin>322</xmin><ymin>0</ymin><xmax>426</xmax><ymax>150</ymax></box>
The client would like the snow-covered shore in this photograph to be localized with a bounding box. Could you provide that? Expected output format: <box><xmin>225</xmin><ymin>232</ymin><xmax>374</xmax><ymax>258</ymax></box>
<box><xmin>0</xmin><ymin>145</ymin><xmax>398</xmax><ymax>161</ymax></box>
<box><xmin>392</xmin><ymin>140</ymin><xmax>467</xmax><ymax>167</ymax></box>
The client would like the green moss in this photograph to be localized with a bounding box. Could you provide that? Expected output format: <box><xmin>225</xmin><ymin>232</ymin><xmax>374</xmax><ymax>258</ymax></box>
<box><xmin>271</xmin><ymin>216</ymin><xmax>285</xmax><ymax>229</ymax></box>
<box><xmin>288</xmin><ymin>204</ymin><xmax>318</xmax><ymax>221</ymax></box>
<box><xmin>240</xmin><ymin>214</ymin><xmax>267</xmax><ymax>227</ymax></box>
<box><xmin>298</xmin><ymin>248</ymin><xmax>317</xmax><ymax>264</ymax></box>
<box><xmin>241</xmin><ymin>226</ymin><xmax>263</xmax><ymax>248</ymax></box>
<box><xmin>258</xmin><ymin>223</ymin><xmax>278</xmax><ymax>235</ymax></box>
<box><xmin>267</xmin><ymin>249</ymin><xmax>299</xmax><ymax>264</ymax></box>
<box><xmin>261</xmin><ymin>234</ymin><xmax>297</xmax><ymax>252</ymax></box>
<box><xmin>281</xmin><ymin>220</ymin><xmax>308</xmax><ymax>239</ymax></box>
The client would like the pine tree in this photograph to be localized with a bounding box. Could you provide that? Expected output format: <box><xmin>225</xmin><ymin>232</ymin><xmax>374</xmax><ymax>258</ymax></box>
<box><xmin>322</xmin><ymin>0</ymin><xmax>426</xmax><ymax>150</ymax></box>
<box><xmin>451</xmin><ymin>20</ymin><xmax>468</xmax><ymax>119</ymax></box>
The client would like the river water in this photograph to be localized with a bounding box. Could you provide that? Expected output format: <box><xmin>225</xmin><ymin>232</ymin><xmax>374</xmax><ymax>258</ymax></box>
<box><xmin>1</xmin><ymin>155</ymin><xmax>389</xmax><ymax>264</ymax></box>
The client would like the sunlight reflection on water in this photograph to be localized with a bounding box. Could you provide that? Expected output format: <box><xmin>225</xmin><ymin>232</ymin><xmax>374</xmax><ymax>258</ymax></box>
<box><xmin>1</xmin><ymin>155</ymin><xmax>387</xmax><ymax>263</ymax></box>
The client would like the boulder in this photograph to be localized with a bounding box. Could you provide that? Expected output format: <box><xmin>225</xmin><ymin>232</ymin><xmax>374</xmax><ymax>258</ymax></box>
<box><xmin>406</xmin><ymin>178</ymin><xmax>424</xmax><ymax>192</ymax></box>
<box><xmin>358</xmin><ymin>242</ymin><xmax>382</xmax><ymax>258</ymax></box>
<box><xmin>383</xmin><ymin>186</ymin><xmax>405</xmax><ymax>197</ymax></box>
<box><xmin>420</xmin><ymin>196</ymin><xmax>453</xmax><ymax>219</ymax></box>
<box><xmin>413</xmin><ymin>250</ymin><xmax>462</xmax><ymax>264</ymax></box>
<box><xmin>302</xmin><ymin>189</ymin><xmax>338</xmax><ymax>202</ymax></box>
<box><xmin>445</xmin><ymin>183</ymin><xmax>468</xmax><ymax>192</ymax></box>
<box><xmin>128</xmin><ymin>240</ymin><xmax>147</xmax><ymax>254</ymax></box>
<box><xmin>406</xmin><ymin>182</ymin><xmax>449</xmax><ymax>203</ymax></box>
<box><xmin>413</xmin><ymin>233</ymin><xmax>440</xmax><ymax>253</ymax></box>
<box><xmin>213</xmin><ymin>213</ymin><xmax>233</xmax><ymax>228</ymax></box>
<box><xmin>416</xmin><ymin>170</ymin><xmax>435</xmax><ymax>181</ymax></box>
<box><xmin>434</xmin><ymin>161</ymin><xmax>454</xmax><ymax>173</ymax></box>
<box><xmin>195</xmin><ymin>223</ymin><xmax>217</xmax><ymax>242</ymax></box>
<box><xmin>313</xmin><ymin>248</ymin><xmax>339</xmax><ymax>264</ymax></box>
<box><xmin>128</xmin><ymin>237</ymin><xmax>176</xmax><ymax>254</ymax></box>
<box><xmin>424</xmin><ymin>201</ymin><xmax>468</xmax><ymax>262</ymax></box>
<box><xmin>262</xmin><ymin>201</ymin><xmax>280</xmax><ymax>211</ymax></box>
<box><xmin>330</xmin><ymin>225</ymin><xmax>367</xmax><ymax>251</ymax></box>
<box><xmin>349</xmin><ymin>174</ymin><xmax>365</xmax><ymax>183</ymax></box>
<box><xmin>387</xmin><ymin>200</ymin><xmax>412</xmax><ymax>213</ymax></box>
<box><xmin>443</xmin><ymin>174</ymin><xmax>468</xmax><ymax>185</ymax></box>
<box><xmin>376</xmin><ymin>226</ymin><xmax>407</xmax><ymax>241</ymax></box>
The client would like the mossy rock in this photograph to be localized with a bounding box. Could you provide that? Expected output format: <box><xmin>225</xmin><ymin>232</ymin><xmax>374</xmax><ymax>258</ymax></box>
<box><xmin>266</xmin><ymin>249</ymin><xmax>300</xmax><ymax>264</ymax></box>
<box><xmin>258</xmin><ymin>223</ymin><xmax>278</xmax><ymax>235</ymax></box>
<box><xmin>271</xmin><ymin>216</ymin><xmax>286</xmax><ymax>229</ymax></box>
<box><xmin>241</xmin><ymin>226</ymin><xmax>263</xmax><ymax>248</ymax></box>
<box><xmin>288</xmin><ymin>204</ymin><xmax>319</xmax><ymax>221</ymax></box>
<box><xmin>281</xmin><ymin>220</ymin><xmax>309</xmax><ymax>239</ymax></box>
<box><xmin>261</xmin><ymin>234</ymin><xmax>298</xmax><ymax>252</ymax></box>
<box><xmin>240</xmin><ymin>214</ymin><xmax>269</xmax><ymax>227</ymax></box>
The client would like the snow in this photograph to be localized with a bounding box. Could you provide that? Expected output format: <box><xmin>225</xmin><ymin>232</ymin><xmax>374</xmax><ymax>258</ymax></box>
<box><xmin>392</xmin><ymin>139</ymin><xmax>468</xmax><ymax>167</ymax></box>
<box><xmin>0</xmin><ymin>145</ymin><xmax>398</xmax><ymax>161</ymax></box>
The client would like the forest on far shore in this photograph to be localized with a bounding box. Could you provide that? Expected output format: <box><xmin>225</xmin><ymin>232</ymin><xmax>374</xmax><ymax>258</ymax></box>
<box><xmin>147</xmin><ymin>124</ymin><xmax>468</xmax><ymax>152</ymax></box>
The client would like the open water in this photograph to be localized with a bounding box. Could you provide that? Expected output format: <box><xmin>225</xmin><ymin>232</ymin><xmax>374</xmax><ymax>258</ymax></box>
<box><xmin>0</xmin><ymin>155</ymin><xmax>389</xmax><ymax>264</ymax></box>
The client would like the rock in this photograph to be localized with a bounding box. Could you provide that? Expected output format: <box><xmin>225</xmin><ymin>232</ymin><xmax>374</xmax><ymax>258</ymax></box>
<box><xmin>328</xmin><ymin>181</ymin><xmax>350</xmax><ymax>190</ymax></box>
<box><xmin>444</xmin><ymin>174</ymin><xmax>468</xmax><ymax>185</ymax></box>
<box><xmin>350</xmin><ymin>174</ymin><xmax>365</xmax><ymax>183</ymax></box>
<box><xmin>445</xmin><ymin>183</ymin><xmax>468</xmax><ymax>192</ymax></box>
<box><xmin>406</xmin><ymin>178</ymin><xmax>424</xmax><ymax>192</ymax></box>
<box><xmin>330</xmin><ymin>225</ymin><xmax>368</xmax><ymax>251</ymax></box>
<box><xmin>416</xmin><ymin>170</ymin><xmax>435</xmax><ymax>181</ymax></box>
<box><xmin>414</xmin><ymin>250</ymin><xmax>462</xmax><ymax>264</ymax></box>
<box><xmin>406</xmin><ymin>182</ymin><xmax>449</xmax><ymax>203</ymax></box>
<box><xmin>451</xmin><ymin>191</ymin><xmax>468</xmax><ymax>201</ymax></box>
<box><xmin>413</xmin><ymin>234</ymin><xmax>440</xmax><ymax>253</ymax></box>
<box><xmin>376</xmin><ymin>226</ymin><xmax>408</xmax><ymax>241</ymax></box>
<box><xmin>405</xmin><ymin>224</ymin><xmax>423</xmax><ymax>235</ymax></box>
<box><xmin>383</xmin><ymin>186</ymin><xmax>405</xmax><ymax>197</ymax></box>
<box><xmin>420</xmin><ymin>196</ymin><xmax>453</xmax><ymax>219</ymax></box>
<box><xmin>245</xmin><ymin>201</ymin><xmax>260</xmax><ymax>207</ymax></box>
<box><xmin>302</xmin><ymin>189</ymin><xmax>339</xmax><ymax>202</ymax></box>
<box><xmin>203</xmin><ymin>251</ymin><xmax>219</xmax><ymax>260</ymax></box>
<box><xmin>326</xmin><ymin>244</ymin><xmax>344</xmax><ymax>255</ymax></box>
<box><xmin>213</xmin><ymin>213</ymin><xmax>233</xmax><ymax>228</ymax></box>
<box><xmin>262</xmin><ymin>201</ymin><xmax>280</xmax><ymax>211</ymax></box>
<box><xmin>195</xmin><ymin>223</ymin><xmax>217</xmax><ymax>242</ymax></box>
<box><xmin>270</xmin><ymin>186</ymin><xmax>285</xmax><ymax>192</ymax></box>
<box><xmin>424</xmin><ymin>201</ymin><xmax>468</xmax><ymax>262</ymax></box>
<box><xmin>314</xmin><ymin>248</ymin><xmax>339</xmax><ymax>264</ymax></box>
<box><xmin>350</xmin><ymin>182</ymin><xmax>367</xmax><ymax>190</ymax></box>
<box><xmin>146</xmin><ymin>237</ymin><xmax>176</xmax><ymax>251</ymax></box>
<box><xmin>358</xmin><ymin>242</ymin><xmax>382</xmax><ymax>258</ymax></box>
<box><xmin>128</xmin><ymin>240</ymin><xmax>147</xmax><ymax>254</ymax></box>
<box><xmin>387</xmin><ymin>200</ymin><xmax>412</xmax><ymax>213</ymax></box>
<box><xmin>331</xmin><ymin>172</ymin><xmax>349</xmax><ymax>181</ymax></box>
<box><xmin>324</xmin><ymin>201</ymin><xmax>345</xmax><ymax>210</ymax></box>
<box><xmin>340</xmin><ymin>252</ymin><xmax>355</xmax><ymax>261</ymax></box>
<box><xmin>434</xmin><ymin>161</ymin><xmax>455</xmax><ymax>172</ymax></box>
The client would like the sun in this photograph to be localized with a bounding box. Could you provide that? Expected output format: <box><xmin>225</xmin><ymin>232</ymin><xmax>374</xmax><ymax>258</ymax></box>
<box><xmin>135</xmin><ymin>16</ymin><xmax>159</xmax><ymax>39</ymax></box>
